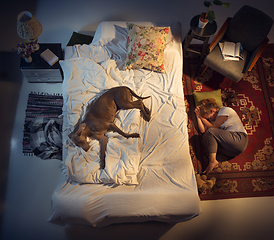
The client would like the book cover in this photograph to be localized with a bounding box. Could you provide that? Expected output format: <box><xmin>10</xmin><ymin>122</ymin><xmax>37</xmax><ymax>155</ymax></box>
<box><xmin>40</xmin><ymin>49</ymin><xmax>59</xmax><ymax>66</ymax></box>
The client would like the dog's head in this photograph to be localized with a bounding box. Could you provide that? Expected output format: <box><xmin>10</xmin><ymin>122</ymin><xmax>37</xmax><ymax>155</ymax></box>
<box><xmin>69</xmin><ymin>123</ymin><xmax>92</xmax><ymax>152</ymax></box>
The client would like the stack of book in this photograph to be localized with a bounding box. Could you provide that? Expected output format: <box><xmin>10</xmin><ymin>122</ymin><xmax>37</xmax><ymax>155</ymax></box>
<box><xmin>219</xmin><ymin>41</ymin><xmax>244</xmax><ymax>61</ymax></box>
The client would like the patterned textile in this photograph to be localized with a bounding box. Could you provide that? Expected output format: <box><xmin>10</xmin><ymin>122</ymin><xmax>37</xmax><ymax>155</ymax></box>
<box><xmin>183</xmin><ymin>44</ymin><xmax>274</xmax><ymax>200</ymax></box>
<box><xmin>27</xmin><ymin>117</ymin><xmax>62</xmax><ymax>160</ymax></box>
<box><xmin>23</xmin><ymin>93</ymin><xmax>63</xmax><ymax>158</ymax></box>
<box><xmin>125</xmin><ymin>23</ymin><xmax>170</xmax><ymax>73</ymax></box>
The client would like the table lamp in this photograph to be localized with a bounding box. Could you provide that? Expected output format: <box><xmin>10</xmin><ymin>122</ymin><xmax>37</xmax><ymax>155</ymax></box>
<box><xmin>17</xmin><ymin>11</ymin><xmax>42</xmax><ymax>51</ymax></box>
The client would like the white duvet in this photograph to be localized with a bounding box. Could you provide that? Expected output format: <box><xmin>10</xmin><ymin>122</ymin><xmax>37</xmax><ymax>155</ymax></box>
<box><xmin>60</xmin><ymin>21</ymin><xmax>189</xmax><ymax>186</ymax></box>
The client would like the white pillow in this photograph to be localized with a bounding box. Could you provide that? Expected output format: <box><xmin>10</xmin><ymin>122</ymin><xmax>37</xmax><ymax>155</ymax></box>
<box><xmin>92</xmin><ymin>21</ymin><xmax>154</xmax><ymax>46</ymax></box>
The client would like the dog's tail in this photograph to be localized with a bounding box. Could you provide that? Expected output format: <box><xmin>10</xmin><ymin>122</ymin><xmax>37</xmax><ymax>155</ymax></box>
<box><xmin>127</xmin><ymin>87</ymin><xmax>151</xmax><ymax>100</ymax></box>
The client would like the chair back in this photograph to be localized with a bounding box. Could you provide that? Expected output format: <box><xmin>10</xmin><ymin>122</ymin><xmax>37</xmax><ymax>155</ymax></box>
<box><xmin>224</xmin><ymin>5</ymin><xmax>273</xmax><ymax>53</ymax></box>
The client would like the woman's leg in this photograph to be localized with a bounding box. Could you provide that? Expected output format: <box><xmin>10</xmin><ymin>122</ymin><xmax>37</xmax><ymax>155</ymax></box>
<box><xmin>202</xmin><ymin>128</ymin><xmax>248</xmax><ymax>174</ymax></box>
<box><xmin>202</xmin><ymin>130</ymin><xmax>220</xmax><ymax>174</ymax></box>
<box><xmin>204</xmin><ymin>128</ymin><xmax>248</xmax><ymax>157</ymax></box>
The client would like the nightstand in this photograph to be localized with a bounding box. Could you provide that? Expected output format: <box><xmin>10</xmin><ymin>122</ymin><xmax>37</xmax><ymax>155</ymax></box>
<box><xmin>20</xmin><ymin>43</ymin><xmax>63</xmax><ymax>83</ymax></box>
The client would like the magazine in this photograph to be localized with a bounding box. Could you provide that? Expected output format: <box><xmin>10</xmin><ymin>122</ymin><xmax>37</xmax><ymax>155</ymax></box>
<box><xmin>219</xmin><ymin>41</ymin><xmax>244</xmax><ymax>61</ymax></box>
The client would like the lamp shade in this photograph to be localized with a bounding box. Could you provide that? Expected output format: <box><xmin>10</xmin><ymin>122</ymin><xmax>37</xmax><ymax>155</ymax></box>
<box><xmin>17</xmin><ymin>11</ymin><xmax>42</xmax><ymax>40</ymax></box>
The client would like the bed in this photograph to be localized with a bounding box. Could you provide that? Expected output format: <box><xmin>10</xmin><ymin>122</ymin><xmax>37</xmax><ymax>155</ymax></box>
<box><xmin>49</xmin><ymin>21</ymin><xmax>201</xmax><ymax>227</ymax></box>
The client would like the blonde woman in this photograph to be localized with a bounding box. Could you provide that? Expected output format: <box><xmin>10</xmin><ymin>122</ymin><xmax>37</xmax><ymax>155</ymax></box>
<box><xmin>194</xmin><ymin>98</ymin><xmax>248</xmax><ymax>175</ymax></box>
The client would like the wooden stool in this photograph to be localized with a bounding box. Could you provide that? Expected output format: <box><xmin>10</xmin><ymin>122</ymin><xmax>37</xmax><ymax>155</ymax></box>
<box><xmin>183</xmin><ymin>15</ymin><xmax>217</xmax><ymax>59</ymax></box>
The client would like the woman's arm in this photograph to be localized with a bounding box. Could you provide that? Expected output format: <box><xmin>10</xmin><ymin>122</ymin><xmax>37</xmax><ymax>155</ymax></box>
<box><xmin>200</xmin><ymin>115</ymin><xmax>228</xmax><ymax>129</ymax></box>
<box><xmin>194</xmin><ymin>106</ymin><xmax>207</xmax><ymax>133</ymax></box>
<box><xmin>195</xmin><ymin>106</ymin><xmax>228</xmax><ymax>133</ymax></box>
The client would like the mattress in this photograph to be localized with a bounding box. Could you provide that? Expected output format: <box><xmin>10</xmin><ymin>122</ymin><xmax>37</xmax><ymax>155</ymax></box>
<box><xmin>49</xmin><ymin>21</ymin><xmax>201</xmax><ymax>227</ymax></box>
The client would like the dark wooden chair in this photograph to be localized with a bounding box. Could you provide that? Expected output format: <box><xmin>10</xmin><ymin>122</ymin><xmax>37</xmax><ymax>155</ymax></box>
<box><xmin>201</xmin><ymin>5</ymin><xmax>273</xmax><ymax>83</ymax></box>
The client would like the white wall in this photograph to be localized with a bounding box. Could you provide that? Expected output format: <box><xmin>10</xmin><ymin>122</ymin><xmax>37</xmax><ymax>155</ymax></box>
<box><xmin>35</xmin><ymin>0</ymin><xmax>274</xmax><ymax>47</ymax></box>
<box><xmin>1</xmin><ymin>0</ymin><xmax>274</xmax><ymax>51</ymax></box>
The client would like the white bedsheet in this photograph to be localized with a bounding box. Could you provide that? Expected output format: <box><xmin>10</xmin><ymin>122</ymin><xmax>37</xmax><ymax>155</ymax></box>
<box><xmin>61</xmin><ymin>22</ymin><xmax>186</xmax><ymax>186</ymax></box>
<box><xmin>49</xmin><ymin>21</ymin><xmax>201</xmax><ymax>227</ymax></box>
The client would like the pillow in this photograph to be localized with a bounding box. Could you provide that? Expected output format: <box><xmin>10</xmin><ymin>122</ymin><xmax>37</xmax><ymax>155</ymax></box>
<box><xmin>125</xmin><ymin>23</ymin><xmax>170</xmax><ymax>73</ymax></box>
<box><xmin>67</xmin><ymin>32</ymin><xmax>94</xmax><ymax>46</ymax></box>
<box><xmin>193</xmin><ymin>89</ymin><xmax>223</xmax><ymax>108</ymax></box>
<box><xmin>92</xmin><ymin>21</ymin><xmax>154</xmax><ymax>46</ymax></box>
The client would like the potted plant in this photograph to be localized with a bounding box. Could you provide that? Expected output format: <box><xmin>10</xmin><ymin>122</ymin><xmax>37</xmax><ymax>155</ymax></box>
<box><xmin>16</xmin><ymin>41</ymin><xmax>36</xmax><ymax>63</ymax></box>
<box><xmin>199</xmin><ymin>0</ymin><xmax>230</xmax><ymax>28</ymax></box>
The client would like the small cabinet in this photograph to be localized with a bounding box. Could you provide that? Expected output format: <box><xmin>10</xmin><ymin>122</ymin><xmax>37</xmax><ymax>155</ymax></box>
<box><xmin>20</xmin><ymin>43</ymin><xmax>63</xmax><ymax>83</ymax></box>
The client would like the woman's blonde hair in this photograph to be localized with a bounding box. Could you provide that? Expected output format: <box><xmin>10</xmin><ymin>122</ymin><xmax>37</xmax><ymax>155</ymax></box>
<box><xmin>200</xmin><ymin>98</ymin><xmax>219</xmax><ymax>116</ymax></box>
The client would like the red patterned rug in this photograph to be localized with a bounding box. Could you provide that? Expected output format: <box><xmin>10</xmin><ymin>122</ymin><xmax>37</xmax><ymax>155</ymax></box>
<box><xmin>183</xmin><ymin>44</ymin><xmax>274</xmax><ymax>200</ymax></box>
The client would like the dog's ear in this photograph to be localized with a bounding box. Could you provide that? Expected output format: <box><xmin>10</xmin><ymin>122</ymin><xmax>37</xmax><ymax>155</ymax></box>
<box><xmin>76</xmin><ymin>123</ymin><xmax>86</xmax><ymax>135</ymax></box>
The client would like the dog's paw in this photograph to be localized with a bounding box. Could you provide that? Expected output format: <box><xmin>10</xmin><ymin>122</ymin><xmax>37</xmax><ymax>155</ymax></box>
<box><xmin>128</xmin><ymin>133</ymin><xmax>140</xmax><ymax>138</ymax></box>
<box><xmin>144</xmin><ymin>106</ymin><xmax>151</xmax><ymax>116</ymax></box>
<box><xmin>141</xmin><ymin>106</ymin><xmax>151</xmax><ymax>122</ymax></box>
<box><xmin>141</xmin><ymin>112</ymin><xmax>151</xmax><ymax>122</ymax></box>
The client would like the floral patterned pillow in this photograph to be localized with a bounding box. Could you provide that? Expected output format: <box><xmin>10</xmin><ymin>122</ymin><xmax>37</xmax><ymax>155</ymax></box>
<box><xmin>125</xmin><ymin>23</ymin><xmax>170</xmax><ymax>73</ymax></box>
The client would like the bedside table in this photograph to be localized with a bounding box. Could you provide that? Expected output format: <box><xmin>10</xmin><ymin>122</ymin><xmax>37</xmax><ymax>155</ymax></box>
<box><xmin>183</xmin><ymin>15</ymin><xmax>217</xmax><ymax>59</ymax></box>
<box><xmin>20</xmin><ymin>43</ymin><xmax>63</xmax><ymax>83</ymax></box>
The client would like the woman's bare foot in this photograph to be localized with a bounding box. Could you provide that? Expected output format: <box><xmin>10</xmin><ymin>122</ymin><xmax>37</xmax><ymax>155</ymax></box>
<box><xmin>203</xmin><ymin>159</ymin><xmax>219</xmax><ymax>175</ymax></box>
<box><xmin>203</xmin><ymin>153</ymin><xmax>219</xmax><ymax>175</ymax></box>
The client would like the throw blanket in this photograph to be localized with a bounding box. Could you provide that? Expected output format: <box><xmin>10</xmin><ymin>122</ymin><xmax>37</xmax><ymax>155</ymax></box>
<box><xmin>27</xmin><ymin>117</ymin><xmax>63</xmax><ymax>160</ymax></box>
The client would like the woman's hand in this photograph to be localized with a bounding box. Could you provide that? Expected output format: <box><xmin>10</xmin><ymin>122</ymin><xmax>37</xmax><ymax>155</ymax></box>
<box><xmin>195</xmin><ymin>106</ymin><xmax>207</xmax><ymax>133</ymax></box>
<box><xmin>194</xmin><ymin>106</ymin><xmax>202</xmax><ymax>119</ymax></box>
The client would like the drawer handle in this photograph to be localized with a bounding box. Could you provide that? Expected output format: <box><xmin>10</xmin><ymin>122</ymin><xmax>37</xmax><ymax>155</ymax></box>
<box><xmin>35</xmin><ymin>72</ymin><xmax>48</xmax><ymax>76</ymax></box>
